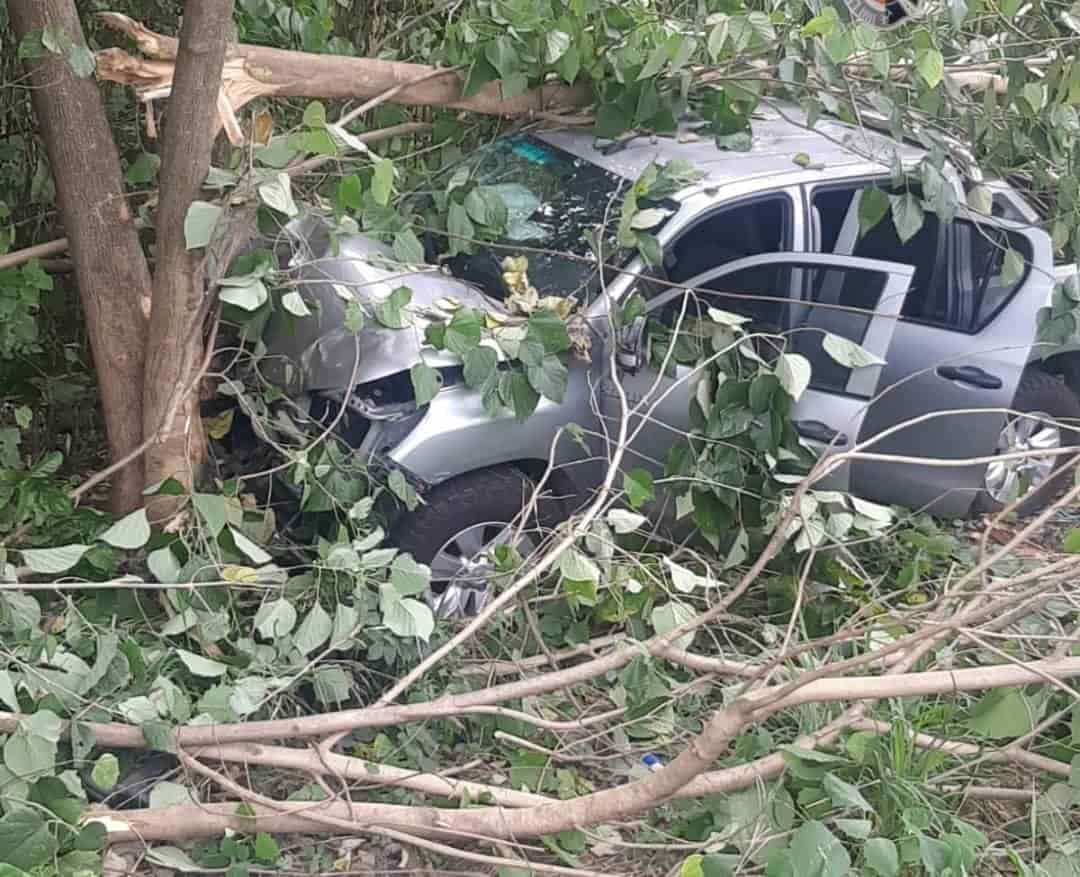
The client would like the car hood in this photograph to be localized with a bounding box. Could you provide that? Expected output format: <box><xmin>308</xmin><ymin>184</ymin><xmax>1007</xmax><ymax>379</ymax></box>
<box><xmin>261</xmin><ymin>215</ymin><xmax>502</xmax><ymax>394</ymax></box>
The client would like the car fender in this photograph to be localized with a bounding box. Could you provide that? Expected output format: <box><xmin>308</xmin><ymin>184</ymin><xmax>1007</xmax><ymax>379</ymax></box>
<box><xmin>376</xmin><ymin>371</ymin><xmax>602</xmax><ymax>496</ymax></box>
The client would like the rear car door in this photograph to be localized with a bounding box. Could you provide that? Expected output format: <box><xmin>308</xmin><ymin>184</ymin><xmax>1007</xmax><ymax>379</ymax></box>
<box><xmin>809</xmin><ymin>180</ymin><xmax>1055</xmax><ymax>515</ymax></box>
<box><xmin>604</xmin><ymin>253</ymin><xmax>915</xmax><ymax>513</ymax></box>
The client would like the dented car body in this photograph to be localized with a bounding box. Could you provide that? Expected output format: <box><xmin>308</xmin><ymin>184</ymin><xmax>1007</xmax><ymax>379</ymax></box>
<box><xmin>256</xmin><ymin>102</ymin><xmax>1078</xmax><ymax>599</ymax></box>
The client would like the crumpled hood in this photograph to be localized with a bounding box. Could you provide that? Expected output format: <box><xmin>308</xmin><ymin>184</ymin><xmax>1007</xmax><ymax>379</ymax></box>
<box><xmin>261</xmin><ymin>215</ymin><xmax>501</xmax><ymax>394</ymax></box>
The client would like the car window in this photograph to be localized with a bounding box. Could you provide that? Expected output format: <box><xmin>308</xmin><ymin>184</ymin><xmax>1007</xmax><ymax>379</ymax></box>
<box><xmin>954</xmin><ymin>221</ymin><xmax>1033</xmax><ymax>330</ymax></box>
<box><xmin>813</xmin><ymin>183</ymin><xmax>1034</xmax><ymax>333</ymax></box>
<box><xmin>661</xmin><ymin>261</ymin><xmax>893</xmax><ymax>397</ymax></box>
<box><xmin>665</xmin><ymin>195</ymin><xmax>792</xmax><ymax>285</ymax></box>
<box><xmin>812</xmin><ymin>185</ymin><xmax>944</xmax><ymax>323</ymax></box>
<box><xmin>660</xmin><ymin>263</ymin><xmax>792</xmax><ymax>333</ymax></box>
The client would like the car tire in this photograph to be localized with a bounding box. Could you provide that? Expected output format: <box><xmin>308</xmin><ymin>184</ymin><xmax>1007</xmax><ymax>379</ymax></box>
<box><xmin>391</xmin><ymin>466</ymin><xmax>570</xmax><ymax>613</ymax></box>
<box><xmin>973</xmin><ymin>368</ymin><xmax>1080</xmax><ymax>517</ymax></box>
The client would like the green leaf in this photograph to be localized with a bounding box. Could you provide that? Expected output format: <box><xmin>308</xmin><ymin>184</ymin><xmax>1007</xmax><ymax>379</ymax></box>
<box><xmin>463</xmin><ymin>345</ymin><xmax>498</xmax><ymax>390</ymax></box>
<box><xmin>99</xmin><ymin>508</ymin><xmax>151</xmax><ymax>550</ymax></box>
<box><xmin>915</xmin><ymin>48</ymin><xmax>944</xmax><ymax>88</ymax></box>
<box><xmin>313</xmin><ymin>666</ymin><xmax>352</xmax><ymax>706</ymax></box>
<box><xmin>379</xmin><ymin>585</ymin><xmax>435</xmax><ymax>641</ymax></box>
<box><xmin>229</xmin><ymin>528</ymin><xmax>271</xmax><ymax>565</ymax></box>
<box><xmin>193</xmin><ymin>493</ymin><xmax>228</xmax><ymax>536</ymax></box>
<box><xmin>527</xmin><ymin>354</ymin><xmax>568</xmax><ymax>402</ymax></box>
<box><xmin>776</xmin><ymin>353</ymin><xmax>812</xmax><ymax>402</ymax></box>
<box><xmin>0</xmin><ymin>809</ymin><xmax>58</xmax><ymax>869</ymax></box>
<box><xmin>505</xmin><ymin>370</ymin><xmax>540</xmax><ymax>420</ymax></box>
<box><xmin>607</xmin><ymin>509</ymin><xmax>646</xmax><ymax>534</ymax></box>
<box><xmin>858</xmin><ymin>187</ymin><xmax>890</xmax><ymax>236</ymax></box>
<box><xmin>410</xmin><ymin>363</ymin><xmax>443</xmax><ymax>406</ymax></box>
<box><xmin>374</xmin><ymin>286</ymin><xmax>412</xmax><ymax>329</ymax></box>
<box><xmin>183</xmin><ymin>201</ymin><xmax>223</xmax><ymax>250</ymax></box>
<box><xmin>650</xmin><ymin>601</ymin><xmax>695</xmax><ymax>650</ymax></box>
<box><xmin>20</xmin><ymin>544</ymin><xmax>89</xmax><ymax>574</ymax></box>
<box><xmin>823</xmin><ymin>771</ymin><xmax>874</xmax><ymax>812</ymax></box>
<box><xmin>302</xmin><ymin>101</ymin><xmax>327</xmax><ymax>128</ymax></box>
<box><xmin>445</xmin><ymin>307</ymin><xmax>484</xmax><ymax>356</ymax></box>
<box><xmin>1064</xmin><ymin>528</ymin><xmax>1080</xmax><ymax>553</ymax></box>
<box><xmin>821</xmin><ymin>333</ymin><xmax>885</xmax><ymax>369</ymax></box>
<box><xmin>254</xmin><ymin>599</ymin><xmax>297</xmax><ymax>639</ymax></box>
<box><xmin>371</xmin><ymin>158</ymin><xmax>395</xmax><ymax>206</ymax></box>
<box><xmin>889</xmin><ymin>192</ymin><xmax>924</xmax><ymax>244</ymax></box>
<box><xmin>526</xmin><ymin>309</ymin><xmax>571</xmax><ymax>354</ymax></box>
<box><xmin>148</xmin><ymin>547</ymin><xmax>182</xmax><ymax>584</ymax></box>
<box><xmin>148</xmin><ymin>781</ymin><xmax>191</xmax><ymax>809</ymax></box>
<box><xmin>126</xmin><ymin>152</ymin><xmax>161</xmax><ymax>184</ymax></box>
<box><xmin>545</xmin><ymin>30</ymin><xmax>571</xmax><ymax>64</ymax></box>
<box><xmin>790</xmin><ymin>821</ymin><xmax>850</xmax><ymax>877</ymax></box>
<box><xmin>4</xmin><ymin>710</ymin><xmax>61</xmax><ymax>778</ymax></box>
<box><xmin>90</xmin><ymin>754</ymin><xmax>119</xmax><ymax>792</ymax></box>
<box><xmin>63</xmin><ymin>42</ymin><xmax>96</xmax><ymax>77</ymax></box>
<box><xmin>636</xmin><ymin>232</ymin><xmax>663</xmax><ymax>266</ymax></box>
<box><xmin>281</xmin><ymin>290</ymin><xmax>311</xmax><ymax>317</ymax></box>
<box><xmin>834</xmin><ymin>818</ymin><xmax>872</xmax><ymax>839</ymax></box>
<box><xmin>0</xmin><ymin>671</ymin><xmax>18</xmax><ymax>712</ymax></box>
<box><xmin>390</xmin><ymin>553</ymin><xmax>431</xmax><ymax>596</ymax></box>
<box><xmin>393</xmin><ymin>228</ymin><xmax>425</xmax><ymax>264</ymax></box>
<box><xmin>967</xmin><ymin>686</ymin><xmax>1042</xmax><ymax>738</ymax></box>
<box><xmin>1002</xmin><ymin>248</ymin><xmax>1025</xmax><ymax>285</ymax></box>
<box><xmin>388</xmin><ymin>469</ymin><xmax>420</xmax><ymax>511</ymax></box>
<box><xmin>864</xmin><ymin>838</ymin><xmax>899</xmax><ymax>877</ymax></box>
<box><xmin>294</xmin><ymin>603</ymin><xmax>333</xmax><ymax>655</ymax></box>
<box><xmin>447</xmin><ymin>201</ymin><xmax>476</xmax><ymax>256</ymax></box>
<box><xmin>559</xmin><ymin>549</ymin><xmax>600</xmax><ymax>585</ymax></box>
<box><xmin>258</xmin><ymin>172</ymin><xmax>298</xmax><ymax>217</ymax></box>
<box><xmin>624</xmin><ymin>468</ymin><xmax>655</xmax><ymax>509</ymax></box>
<box><xmin>175</xmin><ymin>649</ymin><xmax>229</xmax><ymax>678</ymax></box>
<box><xmin>219</xmin><ymin>275</ymin><xmax>269</xmax><ymax>311</ymax></box>
<box><xmin>253</xmin><ymin>832</ymin><xmax>280</xmax><ymax>865</ymax></box>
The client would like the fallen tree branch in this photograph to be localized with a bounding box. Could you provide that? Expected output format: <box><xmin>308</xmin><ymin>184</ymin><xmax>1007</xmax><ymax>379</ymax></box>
<box><xmin>95</xmin><ymin>12</ymin><xmax>592</xmax><ymax>146</ymax></box>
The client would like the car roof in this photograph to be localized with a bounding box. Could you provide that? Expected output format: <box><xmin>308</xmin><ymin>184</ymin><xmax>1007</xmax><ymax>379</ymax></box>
<box><xmin>533</xmin><ymin>100</ymin><xmax>927</xmax><ymax>187</ymax></box>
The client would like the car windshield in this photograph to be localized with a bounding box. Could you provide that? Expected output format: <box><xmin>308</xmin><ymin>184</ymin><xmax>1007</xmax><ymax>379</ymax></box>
<box><xmin>408</xmin><ymin>135</ymin><xmax>636</xmax><ymax>300</ymax></box>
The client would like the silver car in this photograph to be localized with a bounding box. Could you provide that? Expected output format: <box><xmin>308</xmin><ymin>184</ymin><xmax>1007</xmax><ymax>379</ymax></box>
<box><xmin>254</xmin><ymin>102</ymin><xmax>1080</xmax><ymax>610</ymax></box>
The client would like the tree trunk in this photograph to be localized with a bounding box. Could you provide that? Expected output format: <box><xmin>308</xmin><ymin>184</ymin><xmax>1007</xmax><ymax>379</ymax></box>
<box><xmin>142</xmin><ymin>0</ymin><xmax>235</xmax><ymax>515</ymax></box>
<box><xmin>8</xmin><ymin>0</ymin><xmax>152</xmax><ymax>515</ymax></box>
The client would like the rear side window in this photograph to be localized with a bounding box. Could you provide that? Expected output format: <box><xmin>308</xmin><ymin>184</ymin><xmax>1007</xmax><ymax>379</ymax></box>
<box><xmin>813</xmin><ymin>183</ymin><xmax>1031</xmax><ymax>333</ymax></box>
<box><xmin>954</xmin><ymin>222</ymin><xmax>1033</xmax><ymax>330</ymax></box>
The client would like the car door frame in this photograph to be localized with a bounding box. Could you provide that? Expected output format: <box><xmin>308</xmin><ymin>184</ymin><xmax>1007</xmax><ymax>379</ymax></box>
<box><xmin>803</xmin><ymin>175</ymin><xmax>1056</xmax><ymax>515</ymax></box>
<box><xmin>628</xmin><ymin>252</ymin><xmax>916</xmax><ymax>494</ymax></box>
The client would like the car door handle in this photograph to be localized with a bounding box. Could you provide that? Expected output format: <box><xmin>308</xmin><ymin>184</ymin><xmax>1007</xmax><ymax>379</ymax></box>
<box><xmin>936</xmin><ymin>365</ymin><xmax>1003</xmax><ymax>390</ymax></box>
<box><xmin>795</xmin><ymin>420</ymin><xmax>848</xmax><ymax>446</ymax></box>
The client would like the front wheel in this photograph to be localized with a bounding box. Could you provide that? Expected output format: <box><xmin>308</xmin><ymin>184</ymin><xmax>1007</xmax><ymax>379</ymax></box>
<box><xmin>974</xmin><ymin>369</ymin><xmax>1080</xmax><ymax>516</ymax></box>
<box><xmin>391</xmin><ymin>466</ymin><xmax>569</xmax><ymax>616</ymax></box>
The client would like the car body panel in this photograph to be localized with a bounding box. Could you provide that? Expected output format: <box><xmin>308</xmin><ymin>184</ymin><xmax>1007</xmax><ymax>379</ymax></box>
<box><xmin>253</xmin><ymin>103</ymin><xmax>1065</xmax><ymax>520</ymax></box>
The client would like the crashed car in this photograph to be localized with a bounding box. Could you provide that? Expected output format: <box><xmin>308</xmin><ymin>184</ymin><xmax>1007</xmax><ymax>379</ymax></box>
<box><xmin>254</xmin><ymin>102</ymin><xmax>1080</xmax><ymax>613</ymax></box>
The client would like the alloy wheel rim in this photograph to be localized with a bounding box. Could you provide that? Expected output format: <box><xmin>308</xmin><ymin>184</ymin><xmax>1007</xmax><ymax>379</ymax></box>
<box><xmin>428</xmin><ymin>521</ymin><xmax>540</xmax><ymax>616</ymax></box>
<box><xmin>984</xmin><ymin>410</ymin><xmax>1061</xmax><ymax>505</ymax></box>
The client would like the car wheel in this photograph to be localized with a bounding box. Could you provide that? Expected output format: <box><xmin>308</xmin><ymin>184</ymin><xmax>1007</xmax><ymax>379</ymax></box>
<box><xmin>974</xmin><ymin>369</ymin><xmax>1080</xmax><ymax>516</ymax></box>
<box><xmin>391</xmin><ymin>466</ymin><xmax>569</xmax><ymax>616</ymax></box>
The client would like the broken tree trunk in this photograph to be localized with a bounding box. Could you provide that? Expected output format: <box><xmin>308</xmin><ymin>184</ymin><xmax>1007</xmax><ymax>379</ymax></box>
<box><xmin>95</xmin><ymin>13</ymin><xmax>593</xmax><ymax>145</ymax></box>
<box><xmin>142</xmin><ymin>0</ymin><xmax>235</xmax><ymax>514</ymax></box>
<box><xmin>8</xmin><ymin>0</ymin><xmax>152</xmax><ymax>515</ymax></box>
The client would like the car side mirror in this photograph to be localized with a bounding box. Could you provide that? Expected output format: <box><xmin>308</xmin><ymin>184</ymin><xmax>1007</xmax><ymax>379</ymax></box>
<box><xmin>617</xmin><ymin>315</ymin><xmax>648</xmax><ymax>374</ymax></box>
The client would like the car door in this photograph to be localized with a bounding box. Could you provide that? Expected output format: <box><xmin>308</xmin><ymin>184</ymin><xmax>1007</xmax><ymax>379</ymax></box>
<box><xmin>811</xmin><ymin>182</ymin><xmax>1055</xmax><ymax>515</ymax></box>
<box><xmin>599</xmin><ymin>252</ymin><xmax>915</xmax><ymax>525</ymax></box>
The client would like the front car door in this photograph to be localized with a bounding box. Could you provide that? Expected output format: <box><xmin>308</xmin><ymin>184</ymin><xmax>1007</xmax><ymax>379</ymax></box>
<box><xmin>602</xmin><ymin>252</ymin><xmax>914</xmax><ymax>528</ymax></box>
<box><xmin>808</xmin><ymin>178</ymin><xmax>1055</xmax><ymax>515</ymax></box>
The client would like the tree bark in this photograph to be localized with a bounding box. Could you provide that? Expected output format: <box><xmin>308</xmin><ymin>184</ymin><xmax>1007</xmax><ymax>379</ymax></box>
<box><xmin>8</xmin><ymin>0</ymin><xmax>151</xmax><ymax>515</ymax></box>
<box><xmin>94</xmin><ymin>13</ymin><xmax>593</xmax><ymax>145</ymax></box>
<box><xmin>142</xmin><ymin>0</ymin><xmax>235</xmax><ymax>513</ymax></box>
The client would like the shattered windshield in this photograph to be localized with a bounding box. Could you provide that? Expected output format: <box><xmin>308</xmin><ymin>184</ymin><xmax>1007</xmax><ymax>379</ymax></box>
<box><xmin>409</xmin><ymin>135</ymin><xmax>634</xmax><ymax>299</ymax></box>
